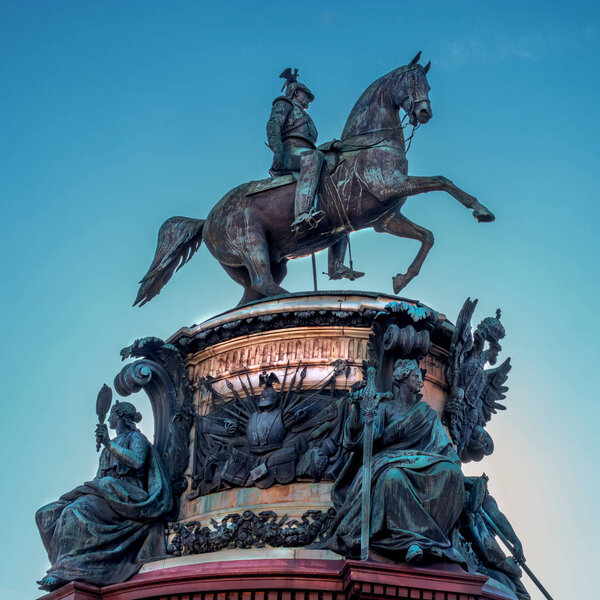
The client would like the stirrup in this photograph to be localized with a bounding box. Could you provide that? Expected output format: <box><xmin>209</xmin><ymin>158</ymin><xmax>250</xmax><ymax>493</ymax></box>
<box><xmin>291</xmin><ymin>208</ymin><xmax>325</xmax><ymax>235</ymax></box>
<box><xmin>327</xmin><ymin>264</ymin><xmax>365</xmax><ymax>281</ymax></box>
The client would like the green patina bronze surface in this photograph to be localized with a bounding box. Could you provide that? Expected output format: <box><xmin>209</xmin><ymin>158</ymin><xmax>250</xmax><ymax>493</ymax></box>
<box><xmin>328</xmin><ymin>360</ymin><xmax>465</xmax><ymax>564</ymax></box>
<box><xmin>134</xmin><ymin>53</ymin><xmax>494</xmax><ymax>308</ymax></box>
<box><xmin>36</xmin><ymin>401</ymin><xmax>173</xmax><ymax>590</ymax></box>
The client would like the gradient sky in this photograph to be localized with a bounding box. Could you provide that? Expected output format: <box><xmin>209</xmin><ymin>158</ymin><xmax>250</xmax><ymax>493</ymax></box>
<box><xmin>1</xmin><ymin>2</ymin><xmax>598</xmax><ymax>599</ymax></box>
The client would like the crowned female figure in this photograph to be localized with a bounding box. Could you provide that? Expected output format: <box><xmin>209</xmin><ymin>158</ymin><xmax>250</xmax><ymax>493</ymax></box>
<box><xmin>329</xmin><ymin>359</ymin><xmax>465</xmax><ymax>563</ymax></box>
<box><xmin>36</xmin><ymin>401</ymin><xmax>172</xmax><ymax>591</ymax></box>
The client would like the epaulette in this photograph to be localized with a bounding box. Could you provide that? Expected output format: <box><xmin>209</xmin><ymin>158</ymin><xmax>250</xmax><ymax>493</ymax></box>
<box><xmin>272</xmin><ymin>96</ymin><xmax>293</xmax><ymax>107</ymax></box>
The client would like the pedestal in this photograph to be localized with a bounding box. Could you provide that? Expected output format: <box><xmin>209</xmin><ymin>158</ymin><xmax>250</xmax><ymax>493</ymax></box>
<box><xmin>36</xmin><ymin>292</ymin><xmax>520</xmax><ymax>600</ymax></box>
<box><xmin>38</xmin><ymin>558</ymin><xmax>516</xmax><ymax>600</ymax></box>
<box><xmin>169</xmin><ymin>292</ymin><xmax>452</xmax><ymax>531</ymax></box>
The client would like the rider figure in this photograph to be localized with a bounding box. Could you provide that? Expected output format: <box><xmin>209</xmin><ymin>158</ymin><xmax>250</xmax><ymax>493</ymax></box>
<box><xmin>267</xmin><ymin>68</ymin><xmax>325</xmax><ymax>236</ymax></box>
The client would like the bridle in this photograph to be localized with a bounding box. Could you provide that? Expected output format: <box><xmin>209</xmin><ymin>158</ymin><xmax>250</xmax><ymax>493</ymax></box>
<box><xmin>401</xmin><ymin>67</ymin><xmax>431</xmax><ymax>152</ymax></box>
<box><xmin>339</xmin><ymin>67</ymin><xmax>429</xmax><ymax>155</ymax></box>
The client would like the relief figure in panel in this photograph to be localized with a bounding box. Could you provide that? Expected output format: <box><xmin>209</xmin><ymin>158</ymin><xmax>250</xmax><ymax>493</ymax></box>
<box><xmin>188</xmin><ymin>363</ymin><xmax>349</xmax><ymax>498</ymax></box>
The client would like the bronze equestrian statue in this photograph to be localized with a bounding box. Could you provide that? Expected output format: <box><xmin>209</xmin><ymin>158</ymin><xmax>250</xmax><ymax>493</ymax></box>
<box><xmin>135</xmin><ymin>52</ymin><xmax>495</xmax><ymax>308</ymax></box>
<box><xmin>267</xmin><ymin>67</ymin><xmax>362</xmax><ymax>281</ymax></box>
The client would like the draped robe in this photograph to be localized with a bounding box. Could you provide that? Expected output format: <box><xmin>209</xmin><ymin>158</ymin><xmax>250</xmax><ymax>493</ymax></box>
<box><xmin>36</xmin><ymin>429</ymin><xmax>172</xmax><ymax>586</ymax></box>
<box><xmin>328</xmin><ymin>398</ymin><xmax>465</xmax><ymax>561</ymax></box>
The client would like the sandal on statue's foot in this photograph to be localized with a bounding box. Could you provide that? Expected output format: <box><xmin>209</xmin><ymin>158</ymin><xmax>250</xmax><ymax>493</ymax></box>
<box><xmin>406</xmin><ymin>544</ymin><xmax>423</xmax><ymax>563</ymax></box>
<box><xmin>38</xmin><ymin>575</ymin><xmax>67</xmax><ymax>591</ymax></box>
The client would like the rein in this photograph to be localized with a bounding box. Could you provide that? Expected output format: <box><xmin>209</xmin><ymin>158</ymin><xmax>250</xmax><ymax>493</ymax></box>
<box><xmin>338</xmin><ymin>124</ymin><xmax>406</xmax><ymax>151</ymax></box>
<box><xmin>336</xmin><ymin>120</ymin><xmax>419</xmax><ymax>154</ymax></box>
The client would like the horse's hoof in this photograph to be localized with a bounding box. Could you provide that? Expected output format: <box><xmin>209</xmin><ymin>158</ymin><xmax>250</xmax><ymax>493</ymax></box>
<box><xmin>473</xmin><ymin>207</ymin><xmax>495</xmax><ymax>222</ymax></box>
<box><xmin>392</xmin><ymin>274</ymin><xmax>409</xmax><ymax>294</ymax></box>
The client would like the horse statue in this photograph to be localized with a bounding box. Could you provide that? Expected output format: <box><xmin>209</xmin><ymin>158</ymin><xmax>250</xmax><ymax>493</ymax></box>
<box><xmin>135</xmin><ymin>52</ymin><xmax>495</xmax><ymax>308</ymax></box>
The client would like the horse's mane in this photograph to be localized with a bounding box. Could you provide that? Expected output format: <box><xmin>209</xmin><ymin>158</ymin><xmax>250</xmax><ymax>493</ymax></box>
<box><xmin>341</xmin><ymin>64</ymin><xmax>420</xmax><ymax>140</ymax></box>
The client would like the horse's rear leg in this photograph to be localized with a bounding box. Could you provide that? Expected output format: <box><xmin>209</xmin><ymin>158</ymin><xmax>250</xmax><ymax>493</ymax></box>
<box><xmin>245</xmin><ymin>243</ymin><xmax>288</xmax><ymax>299</ymax></box>
<box><xmin>219</xmin><ymin>264</ymin><xmax>264</xmax><ymax>307</ymax></box>
<box><xmin>374</xmin><ymin>209</ymin><xmax>434</xmax><ymax>294</ymax></box>
<box><xmin>272</xmin><ymin>259</ymin><xmax>289</xmax><ymax>286</ymax></box>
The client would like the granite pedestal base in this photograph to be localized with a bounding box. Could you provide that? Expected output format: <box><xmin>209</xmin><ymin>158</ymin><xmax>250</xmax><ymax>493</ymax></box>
<box><xmin>37</xmin><ymin>558</ymin><xmax>516</xmax><ymax>600</ymax></box>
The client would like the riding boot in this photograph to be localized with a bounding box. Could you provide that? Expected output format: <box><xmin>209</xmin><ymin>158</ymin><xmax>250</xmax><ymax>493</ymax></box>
<box><xmin>328</xmin><ymin>263</ymin><xmax>365</xmax><ymax>281</ymax></box>
<box><xmin>291</xmin><ymin>149</ymin><xmax>325</xmax><ymax>235</ymax></box>
<box><xmin>327</xmin><ymin>236</ymin><xmax>365</xmax><ymax>280</ymax></box>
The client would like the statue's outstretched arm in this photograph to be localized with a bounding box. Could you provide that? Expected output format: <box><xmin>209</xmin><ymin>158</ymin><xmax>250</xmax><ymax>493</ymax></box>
<box><xmin>483</xmin><ymin>493</ymin><xmax>525</xmax><ymax>561</ymax></box>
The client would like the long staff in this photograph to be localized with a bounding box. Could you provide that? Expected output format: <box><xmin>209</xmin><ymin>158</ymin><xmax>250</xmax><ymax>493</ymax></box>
<box><xmin>359</xmin><ymin>367</ymin><xmax>391</xmax><ymax>561</ymax></box>
<box><xmin>481</xmin><ymin>509</ymin><xmax>554</xmax><ymax>600</ymax></box>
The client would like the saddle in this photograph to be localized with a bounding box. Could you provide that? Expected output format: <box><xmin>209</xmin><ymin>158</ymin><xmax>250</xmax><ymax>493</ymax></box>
<box><xmin>246</xmin><ymin>142</ymin><xmax>342</xmax><ymax>198</ymax></box>
<box><xmin>246</xmin><ymin>173</ymin><xmax>297</xmax><ymax>197</ymax></box>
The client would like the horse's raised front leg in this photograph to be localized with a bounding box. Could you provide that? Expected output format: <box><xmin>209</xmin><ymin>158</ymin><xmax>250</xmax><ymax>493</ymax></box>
<box><xmin>400</xmin><ymin>175</ymin><xmax>495</xmax><ymax>222</ymax></box>
<box><xmin>374</xmin><ymin>208</ymin><xmax>434</xmax><ymax>294</ymax></box>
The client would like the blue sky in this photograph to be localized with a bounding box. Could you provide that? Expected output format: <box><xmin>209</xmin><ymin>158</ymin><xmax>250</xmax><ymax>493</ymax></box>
<box><xmin>1</xmin><ymin>2</ymin><xmax>598</xmax><ymax>599</ymax></box>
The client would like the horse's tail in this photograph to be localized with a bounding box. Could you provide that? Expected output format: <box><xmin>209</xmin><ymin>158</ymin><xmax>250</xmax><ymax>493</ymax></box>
<box><xmin>134</xmin><ymin>216</ymin><xmax>205</xmax><ymax>307</ymax></box>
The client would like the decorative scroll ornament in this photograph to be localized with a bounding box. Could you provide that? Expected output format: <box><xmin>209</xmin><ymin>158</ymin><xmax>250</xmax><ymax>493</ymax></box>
<box><xmin>365</xmin><ymin>300</ymin><xmax>438</xmax><ymax>391</ymax></box>
<box><xmin>115</xmin><ymin>337</ymin><xmax>195</xmax><ymax>504</ymax></box>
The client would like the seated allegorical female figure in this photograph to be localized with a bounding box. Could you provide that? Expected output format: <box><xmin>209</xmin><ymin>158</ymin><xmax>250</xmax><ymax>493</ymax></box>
<box><xmin>328</xmin><ymin>359</ymin><xmax>465</xmax><ymax>563</ymax></box>
<box><xmin>36</xmin><ymin>401</ymin><xmax>172</xmax><ymax>591</ymax></box>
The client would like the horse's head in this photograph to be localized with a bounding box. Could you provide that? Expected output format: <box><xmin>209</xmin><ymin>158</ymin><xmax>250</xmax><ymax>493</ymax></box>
<box><xmin>394</xmin><ymin>51</ymin><xmax>432</xmax><ymax>126</ymax></box>
<box><xmin>341</xmin><ymin>52</ymin><xmax>433</xmax><ymax>142</ymax></box>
